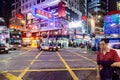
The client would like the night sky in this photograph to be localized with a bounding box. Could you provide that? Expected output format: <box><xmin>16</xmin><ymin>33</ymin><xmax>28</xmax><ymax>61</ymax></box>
<box><xmin>0</xmin><ymin>0</ymin><xmax>12</xmax><ymax>26</ymax></box>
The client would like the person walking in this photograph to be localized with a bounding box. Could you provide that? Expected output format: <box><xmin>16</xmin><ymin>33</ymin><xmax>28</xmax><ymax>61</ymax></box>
<box><xmin>96</xmin><ymin>38</ymin><xmax>120</xmax><ymax>80</ymax></box>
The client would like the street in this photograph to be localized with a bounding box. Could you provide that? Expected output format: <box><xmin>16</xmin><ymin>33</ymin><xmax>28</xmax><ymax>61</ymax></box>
<box><xmin>0</xmin><ymin>47</ymin><xmax>97</xmax><ymax>80</ymax></box>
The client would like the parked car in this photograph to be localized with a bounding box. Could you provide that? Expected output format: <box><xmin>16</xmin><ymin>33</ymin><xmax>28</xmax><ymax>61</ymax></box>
<box><xmin>0</xmin><ymin>43</ymin><xmax>9</xmax><ymax>53</ymax></box>
<box><xmin>108</xmin><ymin>43</ymin><xmax>120</xmax><ymax>57</ymax></box>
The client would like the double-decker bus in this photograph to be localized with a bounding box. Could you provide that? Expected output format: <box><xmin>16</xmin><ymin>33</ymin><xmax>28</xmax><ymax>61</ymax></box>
<box><xmin>9</xmin><ymin>29</ymin><xmax>22</xmax><ymax>50</ymax></box>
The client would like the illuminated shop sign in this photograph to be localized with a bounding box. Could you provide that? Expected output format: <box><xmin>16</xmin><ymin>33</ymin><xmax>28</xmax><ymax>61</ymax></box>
<box><xmin>104</xmin><ymin>14</ymin><xmax>120</xmax><ymax>34</ymax></box>
<box><xmin>32</xmin><ymin>7</ymin><xmax>54</xmax><ymax>21</ymax></box>
<box><xmin>107</xmin><ymin>10</ymin><xmax>120</xmax><ymax>15</ymax></box>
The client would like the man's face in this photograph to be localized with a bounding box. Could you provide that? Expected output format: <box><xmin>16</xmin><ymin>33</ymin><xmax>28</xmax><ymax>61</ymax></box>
<box><xmin>100</xmin><ymin>41</ymin><xmax>108</xmax><ymax>50</ymax></box>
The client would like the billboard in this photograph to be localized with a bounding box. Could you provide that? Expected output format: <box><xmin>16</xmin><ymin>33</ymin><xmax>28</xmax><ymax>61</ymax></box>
<box><xmin>104</xmin><ymin>14</ymin><xmax>120</xmax><ymax>34</ymax></box>
<box><xmin>32</xmin><ymin>7</ymin><xmax>54</xmax><ymax>21</ymax></box>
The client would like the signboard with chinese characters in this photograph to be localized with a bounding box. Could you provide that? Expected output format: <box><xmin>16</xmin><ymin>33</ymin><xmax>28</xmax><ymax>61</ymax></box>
<box><xmin>32</xmin><ymin>7</ymin><xmax>54</xmax><ymax>21</ymax></box>
<box><xmin>104</xmin><ymin>14</ymin><xmax>120</xmax><ymax>34</ymax></box>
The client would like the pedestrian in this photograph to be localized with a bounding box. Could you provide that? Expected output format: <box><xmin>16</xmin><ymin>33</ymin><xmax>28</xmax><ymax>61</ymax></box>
<box><xmin>96</xmin><ymin>38</ymin><xmax>120</xmax><ymax>80</ymax></box>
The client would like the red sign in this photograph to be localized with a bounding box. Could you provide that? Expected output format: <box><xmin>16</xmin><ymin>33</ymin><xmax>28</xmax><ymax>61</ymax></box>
<box><xmin>107</xmin><ymin>10</ymin><xmax>120</xmax><ymax>15</ymax></box>
<box><xmin>17</xmin><ymin>13</ymin><xmax>23</xmax><ymax>19</ymax></box>
<box><xmin>82</xmin><ymin>16</ymin><xmax>87</xmax><ymax>21</ymax></box>
<box><xmin>58</xmin><ymin>1</ymin><xmax>66</xmax><ymax>17</ymax></box>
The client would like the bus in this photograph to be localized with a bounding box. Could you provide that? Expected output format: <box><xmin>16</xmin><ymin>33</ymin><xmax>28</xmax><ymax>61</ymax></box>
<box><xmin>9</xmin><ymin>29</ymin><xmax>22</xmax><ymax>50</ymax></box>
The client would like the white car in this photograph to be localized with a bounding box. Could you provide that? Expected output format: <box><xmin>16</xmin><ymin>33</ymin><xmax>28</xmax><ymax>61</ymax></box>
<box><xmin>39</xmin><ymin>43</ymin><xmax>49</xmax><ymax>51</ymax></box>
<box><xmin>108</xmin><ymin>43</ymin><xmax>120</xmax><ymax>57</ymax></box>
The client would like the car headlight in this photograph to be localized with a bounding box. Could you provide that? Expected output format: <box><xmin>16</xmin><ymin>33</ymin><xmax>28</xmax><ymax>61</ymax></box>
<box><xmin>5</xmin><ymin>48</ymin><xmax>8</xmax><ymax>50</ymax></box>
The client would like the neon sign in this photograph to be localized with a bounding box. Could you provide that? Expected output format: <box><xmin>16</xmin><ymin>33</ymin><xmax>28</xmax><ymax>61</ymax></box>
<box><xmin>32</xmin><ymin>7</ymin><xmax>54</xmax><ymax>21</ymax></box>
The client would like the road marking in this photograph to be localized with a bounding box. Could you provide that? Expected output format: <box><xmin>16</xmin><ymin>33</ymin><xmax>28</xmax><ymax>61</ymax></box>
<box><xmin>5</xmin><ymin>50</ymin><xmax>32</xmax><ymax>61</ymax></box>
<box><xmin>56</xmin><ymin>52</ymin><xmax>79</xmax><ymax>80</ymax></box>
<box><xmin>72</xmin><ymin>68</ymin><xmax>96</xmax><ymax>71</ymax></box>
<box><xmin>1</xmin><ymin>67</ymin><xmax>96</xmax><ymax>73</ymax></box>
<box><xmin>0</xmin><ymin>60</ymin><xmax>8</xmax><ymax>62</ymax></box>
<box><xmin>18</xmin><ymin>51</ymin><xmax>43</xmax><ymax>79</ymax></box>
<box><xmin>67</xmin><ymin>50</ymin><xmax>97</xmax><ymax>64</ymax></box>
<box><xmin>3</xmin><ymin>73</ymin><xmax>22</xmax><ymax>80</ymax></box>
<box><xmin>73</xmin><ymin>52</ymin><xmax>97</xmax><ymax>64</ymax></box>
<box><xmin>19</xmin><ymin>50</ymin><xmax>32</xmax><ymax>55</ymax></box>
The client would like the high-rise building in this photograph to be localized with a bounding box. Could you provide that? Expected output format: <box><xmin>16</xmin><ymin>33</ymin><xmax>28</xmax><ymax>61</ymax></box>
<box><xmin>10</xmin><ymin>0</ymin><xmax>21</xmax><ymax>25</ymax></box>
<box><xmin>88</xmin><ymin>0</ymin><xmax>106</xmax><ymax>31</ymax></box>
<box><xmin>107</xmin><ymin>0</ymin><xmax>120</xmax><ymax>14</ymax></box>
<box><xmin>79</xmin><ymin>0</ymin><xmax>87</xmax><ymax>15</ymax></box>
<box><xmin>20</xmin><ymin>0</ymin><xmax>82</xmax><ymax>32</ymax></box>
<box><xmin>19</xmin><ymin>0</ymin><xmax>83</xmax><ymax>47</ymax></box>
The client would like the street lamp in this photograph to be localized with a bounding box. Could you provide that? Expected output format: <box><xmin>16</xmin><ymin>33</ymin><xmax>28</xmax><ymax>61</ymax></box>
<box><xmin>21</xmin><ymin>20</ymin><xmax>25</xmax><ymax>24</ymax></box>
<box><xmin>97</xmin><ymin>15</ymin><xmax>102</xmax><ymax>19</ymax></box>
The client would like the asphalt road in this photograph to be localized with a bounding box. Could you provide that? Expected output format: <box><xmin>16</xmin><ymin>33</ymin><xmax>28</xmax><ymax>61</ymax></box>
<box><xmin>0</xmin><ymin>47</ymin><xmax>97</xmax><ymax>80</ymax></box>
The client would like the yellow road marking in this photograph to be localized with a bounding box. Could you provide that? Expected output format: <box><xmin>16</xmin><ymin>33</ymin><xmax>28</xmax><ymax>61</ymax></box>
<box><xmin>67</xmin><ymin>50</ymin><xmax>97</xmax><ymax>64</ymax></box>
<box><xmin>72</xmin><ymin>68</ymin><xmax>96</xmax><ymax>71</ymax></box>
<box><xmin>1</xmin><ymin>67</ymin><xmax>96</xmax><ymax>73</ymax></box>
<box><xmin>0</xmin><ymin>60</ymin><xmax>8</xmax><ymax>62</ymax></box>
<box><xmin>3</xmin><ymin>73</ymin><xmax>22</xmax><ymax>80</ymax></box>
<box><xmin>18</xmin><ymin>51</ymin><xmax>43</xmax><ymax>79</ymax></box>
<box><xmin>56</xmin><ymin>52</ymin><xmax>79</xmax><ymax>80</ymax></box>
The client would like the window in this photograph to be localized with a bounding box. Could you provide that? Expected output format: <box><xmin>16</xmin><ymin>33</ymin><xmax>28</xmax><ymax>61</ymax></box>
<box><xmin>16</xmin><ymin>0</ymin><xmax>19</xmax><ymax>2</ymax></box>
<box><xmin>12</xmin><ymin>11</ymin><xmax>16</xmax><ymax>17</ymax></box>
<box><xmin>22</xmin><ymin>6</ymin><xmax>24</xmax><ymax>10</ymax></box>
<box><xmin>37</xmin><ymin>0</ymin><xmax>40</xmax><ymax>4</ymax></box>
<box><xmin>11</xmin><ymin>0</ymin><xmax>15</xmax><ymax>3</ymax></box>
<box><xmin>29</xmin><ymin>2</ymin><xmax>32</xmax><ymax>7</ymax></box>
<box><xmin>19</xmin><ymin>9</ymin><xmax>21</xmax><ymax>13</ymax></box>
<box><xmin>117</xmin><ymin>2</ymin><xmax>120</xmax><ymax>10</ymax></box>
<box><xmin>22</xmin><ymin>0</ymin><xmax>24</xmax><ymax>3</ymax></box>
<box><xmin>26</xmin><ymin>4</ymin><xmax>28</xmax><ymax>9</ymax></box>
<box><xmin>12</xmin><ymin>5</ymin><xmax>15</xmax><ymax>10</ymax></box>
<box><xmin>41</xmin><ymin>0</ymin><xmax>45</xmax><ymax>2</ymax></box>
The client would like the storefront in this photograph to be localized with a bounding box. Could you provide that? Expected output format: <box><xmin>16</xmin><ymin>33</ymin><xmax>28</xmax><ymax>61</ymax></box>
<box><xmin>22</xmin><ymin>32</ymin><xmax>39</xmax><ymax>47</ymax></box>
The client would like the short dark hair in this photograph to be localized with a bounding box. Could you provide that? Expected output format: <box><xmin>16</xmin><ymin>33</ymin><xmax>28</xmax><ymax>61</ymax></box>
<box><xmin>100</xmin><ymin>38</ymin><xmax>109</xmax><ymax>43</ymax></box>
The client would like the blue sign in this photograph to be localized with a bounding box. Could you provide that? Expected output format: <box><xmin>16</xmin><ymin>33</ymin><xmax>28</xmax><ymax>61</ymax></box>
<box><xmin>104</xmin><ymin>14</ymin><xmax>120</xmax><ymax>34</ymax></box>
<box><xmin>32</xmin><ymin>7</ymin><xmax>54</xmax><ymax>21</ymax></box>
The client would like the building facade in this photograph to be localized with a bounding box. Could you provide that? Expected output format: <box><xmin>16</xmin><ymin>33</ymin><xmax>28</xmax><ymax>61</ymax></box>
<box><xmin>88</xmin><ymin>0</ymin><xmax>106</xmax><ymax>34</ymax></box>
<box><xmin>19</xmin><ymin>0</ymin><xmax>83</xmax><ymax>47</ymax></box>
<box><xmin>10</xmin><ymin>0</ymin><xmax>21</xmax><ymax>25</ymax></box>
